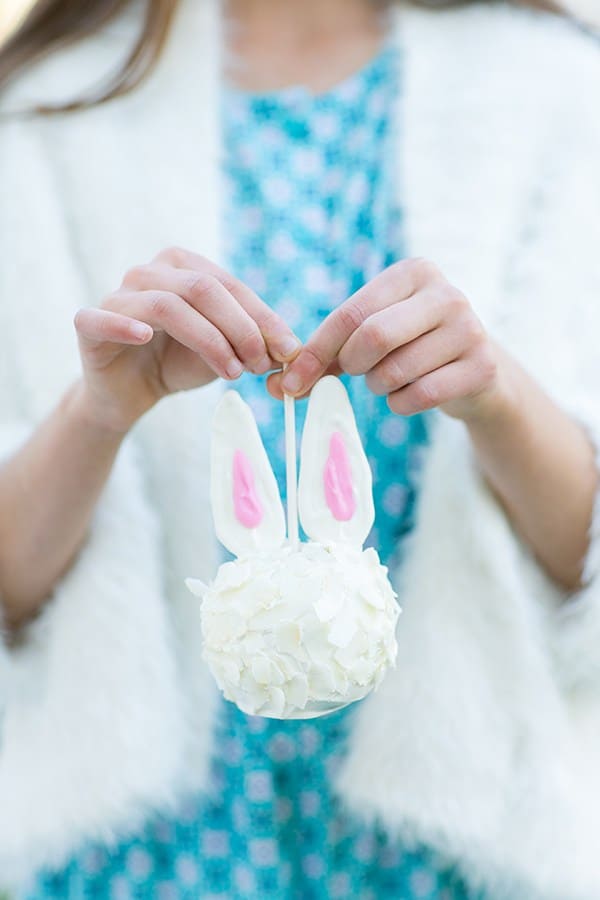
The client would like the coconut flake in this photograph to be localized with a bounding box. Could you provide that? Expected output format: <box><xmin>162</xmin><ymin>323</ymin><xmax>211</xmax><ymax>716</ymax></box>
<box><xmin>187</xmin><ymin>541</ymin><xmax>399</xmax><ymax>719</ymax></box>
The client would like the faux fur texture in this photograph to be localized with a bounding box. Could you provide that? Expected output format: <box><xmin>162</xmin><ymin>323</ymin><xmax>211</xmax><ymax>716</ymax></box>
<box><xmin>0</xmin><ymin>0</ymin><xmax>224</xmax><ymax>889</ymax></box>
<box><xmin>0</xmin><ymin>1</ymin><xmax>599</xmax><ymax>896</ymax></box>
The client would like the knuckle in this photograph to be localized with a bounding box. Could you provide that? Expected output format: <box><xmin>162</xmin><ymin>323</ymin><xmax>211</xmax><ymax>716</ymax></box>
<box><xmin>182</xmin><ymin>272</ymin><xmax>219</xmax><ymax>303</ymax></box>
<box><xmin>122</xmin><ymin>265</ymin><xmax>147</xmax><ymax>288</ymax></box>
<box><xmin>365</xmin><ymin>371</ymin><xmax>389</xmax><ymax>397</ymax></box>
<box><xmin>214</xmin><ymin>269</ymin><xmax>239</xmax><ymax>294</ymax></box>
<box><xmin>303</xmin><ymin>344</ymin><xmax>329</xmax><ymax>373</ymax></box>
<box><xmin>387</xmin><ymin>258</ymin><xmax>412</xmax><ymax>281</ymax></box>
<box><xmin>202</xmin><ymin>331</ymin><xmax>229</xmax><ymax>364</ymax></box>
<box><xmin>442</xmin><ymin>285</ymin><xmax>469</xmax><ymax>315</ymax></box>
<box><xmin>148</xmin><ymin>291</ymin><xmax>174</xmax><ymax>320</ymax></box>
<box><xmin>362</xmin><ymin>319</ymin><xmax>392</xmax><ymax>355</ymax></box>
<box><xmin>336</xmin><ymin>300</ymin><xmax>367</xmax><ymax>335</ymax></box>
<box><xmin>237</xmin><ymin>328</ymin><xmax>265</xmax><ymax>360</ymax></box>
<box><xmin>414</xmin><ymin>379</ymin><xmax>440</xmax><ymax>409</ymax></box>
<box><xmin>259</xmin><ymin>309</ymin><xmax>285</xmax><ymax>337</ymax></box>
<box><xmin>155</xmin><ymin>246</ymin><xmax>188</xmax><ymax>267</ymax></box>
<box><xmin>377</xmin><ymin>358</ymin><xmax>406</xmax><ymax>394</ymax></box>
<box><xmin>460</xmin><ymin>312</ymin><xmax>485</xmax><ymax>345</ymax></box>
<box><xmin>203</xmin><ymin>326</ymin><xmax>226</xmax><ymax>352</ymax></box>
<box><xmin>410</xmin><ymin>257</ymin><xmax>440</xmax><ymax>283</ymax></box>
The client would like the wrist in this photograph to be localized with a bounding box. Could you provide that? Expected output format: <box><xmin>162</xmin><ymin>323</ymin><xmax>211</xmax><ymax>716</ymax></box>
<box><xmin>454</xmin><ymin>345</ymin><xmax>520</xmax><ymax>432</ymax></box>
<box><xmin>65</xmin><ymin>381</ymin><xmax>139</xmax><ymax>440</ymax></box>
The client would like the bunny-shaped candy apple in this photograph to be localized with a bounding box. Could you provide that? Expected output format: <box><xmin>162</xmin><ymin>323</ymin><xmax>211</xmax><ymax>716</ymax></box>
<box><xmin>186</xmin><ymin>376</ymin><xmax>400</xmax><ymax>719</ymax></box>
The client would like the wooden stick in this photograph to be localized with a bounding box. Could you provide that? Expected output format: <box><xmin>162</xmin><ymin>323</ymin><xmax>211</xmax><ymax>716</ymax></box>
<box><xmin>283</xmin><ymin>366</ymin><xmax>299</xmax><ymax>549</ymax></box>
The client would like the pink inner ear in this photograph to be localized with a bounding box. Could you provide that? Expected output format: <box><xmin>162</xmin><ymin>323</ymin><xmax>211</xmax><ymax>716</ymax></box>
<box><xmin>233</xmin><ymin>450</ymin><xmax>264</xmax><ymax>528</ymax></box>
<box><xmin>323</xmin><ymin>431</ymin><xmax>356</xmax><ymax>522</ymax></box>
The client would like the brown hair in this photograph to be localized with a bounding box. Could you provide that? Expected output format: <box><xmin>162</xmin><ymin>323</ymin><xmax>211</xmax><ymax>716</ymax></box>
<box><xmin>0</xmin><ymin>0</ymin><xmax>563</xmax><ymax>114</ymax></box>
<box><xmin>0</xmin><ymin>0</ymin><xmax>178</xmax><ymax>113</ymax></box>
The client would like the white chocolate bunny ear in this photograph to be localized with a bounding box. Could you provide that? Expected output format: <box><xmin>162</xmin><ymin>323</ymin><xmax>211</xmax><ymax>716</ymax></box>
<box><xmin>298</xmin><ymin>376</ymin><xmax>374</xmax><ymax>546</ymax></box>
<box><xmin>211</xmin><ymin>391</ymin><xmax>286</xmax><ymax>557</ymax></box>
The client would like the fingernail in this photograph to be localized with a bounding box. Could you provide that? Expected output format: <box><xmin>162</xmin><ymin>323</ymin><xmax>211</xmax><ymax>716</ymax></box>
<box><xmin>254</xmin><ymin>355</ymin><xmax>272</xmax><ymax>375</ymax></box>
<box><xmin>132</xmin><ymin>322</ymin><xmax>152</xmax><ymax>340</ymax></box>
<box><xmin>226</xmin><ymin>359</ymin><xmax>244</xmax><ymax>379</ymax></box>
<box><xmin>282</xmin><ymin>371</ymin><xmax>302</xmax><ymax>395</ymax></box>
<box><xmin>277</xmin><ymin>335</ymin><xmax>301</xmax><ymax>358</ymax></box>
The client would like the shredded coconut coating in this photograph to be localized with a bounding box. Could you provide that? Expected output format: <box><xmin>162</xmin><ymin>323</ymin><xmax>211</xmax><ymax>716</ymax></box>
<box><xmin>200</xmin><ymin>542</ymin><xmax>400</xmax><ymax>719</ymax></box>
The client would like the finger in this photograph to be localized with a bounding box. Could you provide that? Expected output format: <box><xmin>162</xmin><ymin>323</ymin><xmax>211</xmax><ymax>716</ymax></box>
<box><xmin>365</xmin><ymin>325</ymin><xmax>465</xmax><ymax>396</ymax></box>
<box><xmin>104</xmin><ymin>290</ymin><xmax>244</xmax><ymax>380</ymax></box>
<box><xmin>266</xmin><ymin>361</ymin><xmax>343</xmax><ymax>401</ymax></box>
<box><xmin>225</xmin><ymin>278</ymin><xmax>302</xmax><ymax>363</ymax></box>
<box><xmin>74</xmin><ymin>308</ymin><xmax>154</xmax><ymax>348</ymax></box>
<box><xmin>158</xmin><ymin>267</ymin><xmax>279</xmax><ymax>374</ymax></box>
<box><xmin>280</xmin><ymin>259</ymin><xmax>442</xmax><ymax>395</ymax></box>
<box><xmin>338</xmin><ymin>291</ymin><xmax>446</xmax><ymax>376</ymax></box>
<box><xmin>123</xmin><ymin>266</ymin><xmax>272</xmax><ymax>374</ymax></box>
<box><xmin>387</xmin><ymin>358</ymin><xmax>485</xmax><ymax>416</ymax></box>
<box><xmin>149</xmin><ymin>249</ymin><xmax>302</xmax><ymax>362</ymax></box>
<box><xmin>153</xmin><ymin>246</ymin><xmax>228</xmax><ymax>274</ymax></box>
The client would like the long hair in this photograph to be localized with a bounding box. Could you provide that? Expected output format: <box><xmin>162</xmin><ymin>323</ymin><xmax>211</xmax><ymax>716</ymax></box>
<box><xmin>0</xmin><ymin>0</ymin><xmax>563</xmax><ymax>114</ymax></box>
<box><xmin>0</xmin><ymin>0</ymin><xmax>179</xmax><ymax>113</ymax></box>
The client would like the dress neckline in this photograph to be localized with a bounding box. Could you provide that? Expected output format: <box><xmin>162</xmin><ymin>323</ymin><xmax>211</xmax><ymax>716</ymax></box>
<box><xmin>223</xmin><ymin>38</ymin><xmax>396</xmax><ymax>109</ymax></box>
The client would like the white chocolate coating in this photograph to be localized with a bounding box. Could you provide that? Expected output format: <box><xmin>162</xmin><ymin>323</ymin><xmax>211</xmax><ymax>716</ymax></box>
<box><xmin>187</xmin><ymin>542</ymin><xmax>399</xmax><ymax>719</ymax></box>
<box><xmin>211</xmin><ymin>391</ymin><xmax>286</xmax><ymax>558</ymax></box>
<box><xmin>299</xmin><ymin>377</ymin><xmax>375</xmax><ymax>546</ymax></box>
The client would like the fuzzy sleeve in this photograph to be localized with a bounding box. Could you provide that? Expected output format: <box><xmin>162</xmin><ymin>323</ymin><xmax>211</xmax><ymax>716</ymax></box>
<box><xmin>497</xmin><ymin>34</ymin><xmax>600</xmax><ymax>693</ymax></box>
<box><xmin>0</xmin><ymin>426</ymin><xmax>188</xmax><ymax>892</ymax></box>
<box><xmin>551</xmin><ymin>410</ymin><xmax>600</xmax><ymax>691</ymax></box>
<box><xmin>535</xmin><ymin>64</ymin><xmax>600</xmax><ymax>692</ymax></box>
<box><xmin>0</xmin><ymin>425</ymin><xmax>28</xmax><ymax>729</ymax></box>
<box><xmin>0</xmin><ymin>422</ymin><xmax>35</xmax><ymax>717</ymax></box>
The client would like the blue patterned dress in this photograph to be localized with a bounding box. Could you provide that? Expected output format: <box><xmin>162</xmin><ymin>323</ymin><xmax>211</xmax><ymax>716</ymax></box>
<box><xmin>26</xmin><ymin>45</ymin><xmax>479</xmax><ymax>900</ymax></box>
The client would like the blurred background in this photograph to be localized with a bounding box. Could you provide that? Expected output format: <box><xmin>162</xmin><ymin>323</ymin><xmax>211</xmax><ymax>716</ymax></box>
<box><xmin>0</xmin><ymin>0</ymin><xmax>35</xmax><ymax>41</ymax></box>
<box><xmin>1</xmin><ymin>0</ymin><xmax>599</xmax><ymax>44</ymax></box>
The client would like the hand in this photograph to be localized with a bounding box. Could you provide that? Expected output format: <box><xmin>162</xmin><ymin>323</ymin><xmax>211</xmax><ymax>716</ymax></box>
<box><xmin>73</xmin><ymin>247</ymin><xmax>301</xmax><ymax>433</ymax></box>
<box><xmin>270</xmin><ymin>258</ymin><xmax>500</xmax><ymax>421</ymax></box>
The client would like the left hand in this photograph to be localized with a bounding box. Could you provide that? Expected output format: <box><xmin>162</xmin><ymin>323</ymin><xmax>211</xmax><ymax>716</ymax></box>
<box><xmin>269</xmin><ymin>258</ymin><xmax>501</xmax><ymax>421</ymax></box>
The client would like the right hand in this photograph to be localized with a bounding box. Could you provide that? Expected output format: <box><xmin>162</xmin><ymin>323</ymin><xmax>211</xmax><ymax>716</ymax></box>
<box><xmin>73</xmin><ymin>247</ymin><xmax>301</xmax><ymax>433</ymax></box>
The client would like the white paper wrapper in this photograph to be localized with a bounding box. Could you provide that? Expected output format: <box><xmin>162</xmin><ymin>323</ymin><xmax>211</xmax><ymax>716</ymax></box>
<box><xmin>187</xmin><ymin>541</ymin><xmax>399</xmax><ymax>719</ymax></box>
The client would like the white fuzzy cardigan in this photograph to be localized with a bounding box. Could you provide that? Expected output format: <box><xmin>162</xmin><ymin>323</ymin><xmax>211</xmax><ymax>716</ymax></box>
<box><xmin>1</xmin><ymin>1</ymin><xmax>600</xmax><ymax>896</ymax></box>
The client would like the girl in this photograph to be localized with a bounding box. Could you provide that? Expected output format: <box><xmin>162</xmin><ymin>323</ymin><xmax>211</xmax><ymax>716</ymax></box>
<box><xmin>0</xmin><ymin>0</ymin><xmax>599</xmax><ymax>897</ymax></box>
